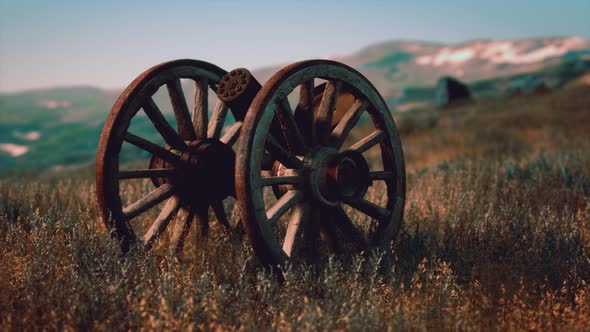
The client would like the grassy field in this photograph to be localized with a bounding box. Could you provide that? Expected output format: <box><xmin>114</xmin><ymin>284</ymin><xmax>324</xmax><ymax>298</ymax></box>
<box><xmin>1</xmin><ymin>77</ymin><xmax>589</xmax><ymax>330</ymax></box>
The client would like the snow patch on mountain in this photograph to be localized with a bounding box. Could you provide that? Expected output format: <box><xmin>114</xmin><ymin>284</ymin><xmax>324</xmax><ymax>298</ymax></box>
<box><xmin>415</xmin><ymin>37</ymin><xmax>589</xmax><ymax>67</ymax></box>
<box><xmin>38</xmin><ymin>99</ymin><xmax>72</xmax><ymax>109</ymax></box>
<box><xmin>13</xmin><ymin>131</ymin><xmax>41</xmax><ymax>141</ymax></box>
<box><xmin>0</xmin><ymin>143</ymin><xmax>29</xmax><ymax>157</ymax></box>
<box><xmin>416</xmin><ymin>48</ymin><xmax>476</xmax><ymax>66</ymax></box>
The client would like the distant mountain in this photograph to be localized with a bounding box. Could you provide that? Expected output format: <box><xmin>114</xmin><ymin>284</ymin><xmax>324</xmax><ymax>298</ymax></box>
<box><xmin>0</xmin><ymin>87</ymin><xmax>118</xmax><ymax>171</ymax></box>
<box><xmin>1</xmin><ymin>36</ymin><xmax>589</xmax><ymax>173</ymax></box>
<box><xmin>253</xmin><ymin>36</ymin><xmax>590</xmax><ymax>100</ymax></box>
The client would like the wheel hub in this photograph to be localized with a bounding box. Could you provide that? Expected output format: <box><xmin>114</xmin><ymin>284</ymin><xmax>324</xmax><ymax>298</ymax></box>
<box><xmin>149</xmin><ymin>138</ymin><xmax>235</xmax><ymax>205</ymax></box>
<box><xmin>307</xmin><ymin>147</ymin><xmax>370</xmax><ymax>206</ymax></box>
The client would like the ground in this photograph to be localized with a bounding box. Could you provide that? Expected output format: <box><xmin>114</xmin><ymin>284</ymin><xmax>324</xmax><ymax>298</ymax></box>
<box><xmin>1</xmin><ymin>76</ymin><xmax>589</xmax><ymax>330</ymax></box>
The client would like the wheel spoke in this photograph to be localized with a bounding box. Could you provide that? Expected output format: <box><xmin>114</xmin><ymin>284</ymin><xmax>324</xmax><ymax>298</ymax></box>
<box><xmin>370</xmin><ymin>171</ymin><xmax>393</xmax><ymax>181</ymax></box>
<box><xmin>266</xmin><ymin>190</ymin><xmax>304</xmax><ymax>225</ymax></box>
<box><xmin>169</xmin><ymin>206</ymin><xmax>195</xmax><ymax>256</ymax></box>
<box><xmin>220</xmin><ymin>121</ymin><xmax>242</xmax><ymax>146</ymax></box>
<box><xmin>265</xmin><ymin>135</ymin><xmax>304</xmax><ymax>169</ymax></box>
<box><xmin>260</xmin><ymin>175</ymin><xmax>306</xmax><ymax>187</ymax></box>
<box><xmin>167</xmin><ymin>79</ymin><xmax>196</xmax><ymax>141</ymax></box>
<box><xmin>315</xmin><ymin>80</ymin><xmax>342</xmax><ymax>145</ymax></box>
<box><xmin>211</xmin><ymin>200</ymin><xmax>231</xmax><ymax>229</ymax></box>
<box><xmin>142</xmin><ymin>97</ymin><xmax>186</xmax><ymax>149</ymax></box>
<box><xmin>294</xmin><ymin>79</ymin><xmax>315</xmax><ymax>145</ymax></box>
<box><xmin>345</xmin><ymin>198</ymin><xmax>390</xmax><ymax>221</ymax></box>
<box><xmin>122</xmin><ymin>183</ymin><xmax>175</xmax><ymax>220</ymax></box>
<box><xmin>316</xmin><ymin>206</ymin><xmax>344</xmax><ymax>253</ymax></box>
<box><xmin>274</xmin><ymin>98</ymin><xmax>306</xmax><ymax>154</ymax></box>
<box><xmin>349</xmin><ymin>130</ymin><xmax>385</xmax><ymax>153</ymax></box>
<box><xmin>230</xmin><ymin>201</ymin><xmax>241</xmax><ymax>225</ymax></box>
<box><xmin>192</xmin><ymin>77</ymin><xmax>209</xmax><ymax>139</ymax></box>
<box><xmin>302</xmin><ymin>205</ymin><xmax>323</xmax><ymax>262</ymax></box>
<box><xmin>328</xmin><ymin>99</ymin><xmax>366</xmax><ymax>149</ymax></box>
<box><xmin>261</xmin><ymin>152</ymin><xmax>275</xmax><ymax>170</ymax></box>
<box><xmin>331</xmin><ymin>206</ymin><xmax>367</xmax><ymax>251</ymax></box>
<box><xmin>118</xmin><ymin>168</ymin><xmax>176</xmax><ymax>180</ymax></box>
<box><xmin>194</xmin><ymin>205</ymin><xmax>210</xmax><ymax>236</ymax></box>
<box><xmin>207</xmin><ymin>100</ymin><xmax>229</xmax><ymax>139</ymax></box>
<box><xmin>282</xmin><ymin>202</ymin><xmax>310</xmax><ymax>257</ymax></box>
<box><xmin>123</xmin><ymin>132</ymin><xmax>183</xmax><ymax>166</ymax></box>
<box><xmin>143</xmin><ymin>195</ymin><xmax>181</xmax><ymax>250</ymax></box>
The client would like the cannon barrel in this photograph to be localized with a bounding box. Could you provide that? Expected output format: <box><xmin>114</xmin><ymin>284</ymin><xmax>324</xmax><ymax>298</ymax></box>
<box><xmin>216</xmin><ymin>68</ymin><xmax>358</xmax><ymax>154</ymax></box>
<box><xmin>216</xmin><ymin>68</ymin><xmax>261</xmax><ymax>120</ymax></box>
<box><xmin>216</xmin><ymin>68</ymin><xmax>306</xmax><ymax>154</ymax></box>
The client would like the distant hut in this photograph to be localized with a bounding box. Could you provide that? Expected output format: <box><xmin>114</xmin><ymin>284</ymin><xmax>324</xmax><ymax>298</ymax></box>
<box><xmin>435</xmin><ymin>76</ymin><xmax>472</xmax><ymax>108</ymax></box>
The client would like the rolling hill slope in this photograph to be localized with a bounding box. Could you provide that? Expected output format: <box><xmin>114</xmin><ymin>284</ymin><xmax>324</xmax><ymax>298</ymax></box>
<box><xmin>1</xmin><ymin>36</ymin><xmax>589</xmax><ymax>173</ymax></box>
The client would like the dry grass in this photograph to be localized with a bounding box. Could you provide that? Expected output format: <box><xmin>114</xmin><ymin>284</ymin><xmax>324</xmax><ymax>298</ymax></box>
<box><xmin>1</xmin><ymin>79</ymin><xmax>590</xmax><ymax>330</ymax></box>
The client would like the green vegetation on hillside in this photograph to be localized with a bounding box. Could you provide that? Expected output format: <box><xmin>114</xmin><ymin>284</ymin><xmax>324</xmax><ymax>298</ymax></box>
<box><xmin>2</xmin><ymin>38</ymin><xmax>590</xmax><ymax>174</ymax></box>
<box><xmin>360</xmin><ymin>52</ymin><xmax>413</xmax><ymax>79</ymax></box>
<box><xmin>1</xmin><ymin>78</ymin><xmax>589</xmax><ymax>330</ymax></box>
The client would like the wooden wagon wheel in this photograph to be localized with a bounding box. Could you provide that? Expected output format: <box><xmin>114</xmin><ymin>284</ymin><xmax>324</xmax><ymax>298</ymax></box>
<box><xmin>96</xmin><ymin>59</ymin><xmax>243</xmax><ymax>255</ymax></box>
<box><xmin>236</xmin><ymin>60</ymin><xmax>406</xmax><ymax>266</ymax></box>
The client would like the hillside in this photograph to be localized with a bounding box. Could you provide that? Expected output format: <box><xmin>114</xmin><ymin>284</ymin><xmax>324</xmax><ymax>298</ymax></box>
<box><xmin>1</xmin><ymin>73</ymin><xmax>589</xmax><ymax>330</ymax></box>
<box><xmin>1</xmin><ymin>36</ymin><xmax>589</xmax><ymax>173</ymax></box>
<box><xmin>0</xmin><ymin>87</ymin><xmax>117</xmax><ymax>171</ymax></box>
<box><xmin>255</xmin><ymin>36</ymin><xmax>590</xmax><ymax>99</ymax></box>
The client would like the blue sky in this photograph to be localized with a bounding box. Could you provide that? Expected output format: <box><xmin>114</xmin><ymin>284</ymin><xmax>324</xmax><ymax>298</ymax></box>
<box><xmin>1</xmin><ymin>0</ymin><xmax>589</xmax><ymax>92</ymax></box>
